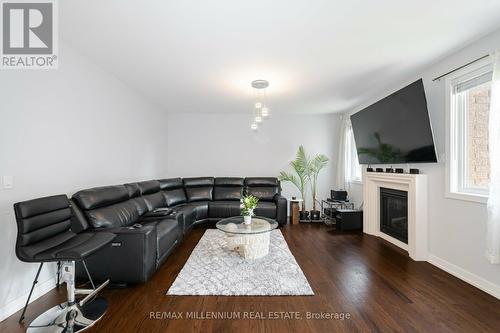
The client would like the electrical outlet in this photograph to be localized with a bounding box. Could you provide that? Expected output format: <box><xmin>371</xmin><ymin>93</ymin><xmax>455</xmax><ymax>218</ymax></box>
<box><xmin>2</xmin><ymin>176</ymin><xmax>13</xmax><ymax>189</ymax></box>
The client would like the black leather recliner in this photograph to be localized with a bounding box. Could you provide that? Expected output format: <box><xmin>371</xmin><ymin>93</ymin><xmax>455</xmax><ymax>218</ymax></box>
<box><xmin>71</xmin><ymin>184</ymin><xmax>182</xmax><ymax>284</ymax></box>
<box><xmin>69</xmin><ymin>176</ymin><xmax>286</xmax><ymax>284</ymax></box>
<box><xmin>245</xmin><ymin>177</ymin><xmax>287</xmax><ymax>223</ymax></box>
<box><xmin>208</xmin><ymin>177</ymin><xmax>245</xmax><ymax>218</ymax></box>
<box><xmin>14</xmin><ymin>194</ymin><xmax>116</xmax><ymax>332</ymax></box>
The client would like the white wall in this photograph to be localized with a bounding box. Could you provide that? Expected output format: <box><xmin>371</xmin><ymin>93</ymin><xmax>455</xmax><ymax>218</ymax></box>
<box><xmin>166</xmin><ymin>113</ymin><xmax>340</xmax><ymax>210</ymax></box>
<box><xmin>347</xmin><ymin>28</ymin><xmax>500</xmax><ymax>297</ymax></box>
<box><xmin>0</xmin><ymin>43</ymin><xmax>168</xmax><ymax>320</ymax></box>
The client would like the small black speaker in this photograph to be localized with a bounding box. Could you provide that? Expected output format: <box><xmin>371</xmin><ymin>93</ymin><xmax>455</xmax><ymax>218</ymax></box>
<box><xmin>395</xmin><ymin>168</ymin><xmax>404</xmax><ymax>173</ymax></box>
<box><xmin>331</xmin><ymin>190</ymin><xmax>348</xmax><ymax>201</ymax></box>
<box><xmin>367</xmin><ymin>167</ymin><xmax>374</xmax><ymax>172</ymax></box>
<box><xmin>410</xmin><ymin>168</ymin><xmax>420</xmax><ymax>174</ymax></box>
<box><xmin>385</xmin><ymin>168</ymin><xmax>394</xmax><ymax>173</ymax></box>
<box><xmin>376</xmin><ymin>168</ymin><xmax>384</xmax><ymax>172</ymax></box>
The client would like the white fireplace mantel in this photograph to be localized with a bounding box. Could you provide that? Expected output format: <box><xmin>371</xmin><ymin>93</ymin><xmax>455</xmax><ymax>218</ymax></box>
<box><xmin>363</xmin><ymin>172</ymin><xmax>428</xmax><ymax>261</ymax></box>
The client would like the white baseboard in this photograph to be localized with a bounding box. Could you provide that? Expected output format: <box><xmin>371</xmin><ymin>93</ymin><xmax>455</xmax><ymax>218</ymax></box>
<box><xmin>0</xmin><ymin>277</ymin><xmax>56</xmax><ymax>322</ymax></box>
<box><xmin>427</xmin><ymin>254</ymin><xmax>500</xmax><ymax>300</ymax></box>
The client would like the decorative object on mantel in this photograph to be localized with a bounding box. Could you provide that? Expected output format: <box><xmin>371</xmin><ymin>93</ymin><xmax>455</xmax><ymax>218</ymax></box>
<box><xmin>366</xmin><ymin>167</ymin><xmax>420</xmax><ymax>175</ymax></box>
<box><xmin>250</xmin><ymin>79</ymin><xmax>270</xmax><ymax>131</ymax></box>
<box><xmin>240</xmin><ymin>195</ymin><xmax>259</xmax><ymax>224</ymax></box>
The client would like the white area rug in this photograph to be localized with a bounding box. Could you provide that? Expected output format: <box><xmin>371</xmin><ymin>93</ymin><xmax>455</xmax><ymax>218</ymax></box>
<box><xmin>167</xmin><ymin>229</ymin><xmax>314</xmax><ymax>296</ymax></box>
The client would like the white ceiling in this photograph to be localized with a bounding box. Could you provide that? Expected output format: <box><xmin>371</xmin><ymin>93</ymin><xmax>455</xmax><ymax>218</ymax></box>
<box><xmin>60</xmin><ymin>0</ymin><xmax>500</xmax><ymax>114</ymax></box>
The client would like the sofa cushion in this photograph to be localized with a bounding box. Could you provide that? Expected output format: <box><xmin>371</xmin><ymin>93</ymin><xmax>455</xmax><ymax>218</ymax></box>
<box><xmin>136</xmin><ymin>180</ymin><xmax>161</xmax><ymax>195</ymax></box>
<box><xmin>213</xmin><ymin>186</ymin><xmax>243</xmax><ymax>201</ymax></box>
<box><xmin>73</xmin><ymin>185</ymin><xmax>129</xmax><ymax>210</ymax></box>
<box><xmin>130</xmin><ymin>197</ymin><xmax>149</xmax><ymax>216</ymax></box>
<box><xmin>157</xmin><ymin>178</ymin><xmax>187</xmax><ymax>207</ymax></box>
<box><xmin>208</xmin><ymin>201</ymin><xmax>241</xmax><ymax>218</ymax></box>
<box><xmin>244</xmin><ymin>177</ymin><xmax>279</xmax><ymax>187</ymax></box>
<box><xmin>247</xmin><ymin>186</ymin><xmax>278</xmax><ymax>201</ymax></box>
<box><xmin>163</xmin><ymin>188</ymin><xmax>187</xmax><ymax>207</ymax></box>
<box><xmin>158</xmin><ymin>178</ymin><xmax>183</xmax><ymax>190</ymax></box>
<box><xmin>85</xmin><ymin>200</ymin><xmax>140</xmax><ymax>228</ymax></box>
<box><xmin>150</xmin><ymin>219</ymin><xmax>180</xmax><ymax>266</ymax></box>
<box><xmin>183</xmin><ymin>177</ymin><xmax>214</xmax><ymax>187</ymax></box>
<box><xmin>214</xmin><ymin>177</ymin><xmax>244</xmax><ymax>187</ymax></box>
<box><xmin>244</xmin><ymin>177</ymin><xmax>280</xmax><ymax>201</ymax></box>
<box><xmin>254</xmin><ymin>201</ymin><xmax>277</xmax><ymax>219</ymax></box>
<box><xmin>185</xmin><ymin>187</ymin><xmax>213</xmax><ymax>202</ymax></box>
<box><xmin>185</xmin><ymin>201</ymin><xmax>209</xmax><ymax>220</ymax></box>
<box><xmin>124</xmin><ymin>183</ymin><xmax>141</xmax><ymax>198</ymax></box>
<box><xmin>142</xmin><ymin>192</ymin><xmax>167</xmax><ymax>211</ymax></box>
<box><xmin>183</xmin><ymin>177</ymin><xmax>214</xmax><ymax>202</ymax></box>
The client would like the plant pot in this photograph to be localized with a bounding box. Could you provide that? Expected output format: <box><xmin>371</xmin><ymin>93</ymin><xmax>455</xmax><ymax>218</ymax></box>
<box><xmin>310</xmin><ymin>210</ymin><xmax>321</xmax><ymax>220</ymax></box>
<box><xmin>243</xmin><ymin>215</ymin><xmax>252</xmax><ymax>225</ymax></box>
<box><xmin>299</xmin><ymin>210</ymin><xmax>309</xmax><ymax>221</ymax></box>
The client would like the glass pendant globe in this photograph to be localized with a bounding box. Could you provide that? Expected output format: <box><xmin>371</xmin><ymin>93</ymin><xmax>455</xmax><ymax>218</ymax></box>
<box><xmin>255</xmin><ymin>102</ymin><xmax>263</xmax><ymax>109</ymax></box>
<box><xmin>255</xmin><ymin>116</ymin><xmax>262</xmax><ymax>123</ymax></box>
<box><xmin>250</xmin><ymin>123</ymin><xmax>258</xmax><ymax>131</ymax></box>
<box><xmin>261</xmin><ymin>107</ymin><xmax>269</xmax><ymax>118</ymax></box>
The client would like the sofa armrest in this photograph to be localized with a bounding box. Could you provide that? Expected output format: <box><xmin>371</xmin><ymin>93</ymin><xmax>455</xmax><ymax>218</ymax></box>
<box><xmin>138</xmin><ymin>209</ymin><xmax>173</xmax><ymax>223</ymax></box>
<box><xmin>139</xmin><ymin>210</ymin><xmax>185</xmax><ymax>232</ymax></box>
<box><xmin>273</xmin><ymin>194</ymin><xmax>288</xmax><ymax>226</ymax></box>
<box><xmin>77</xmin><ymin>225</ymin><xmax>157</xmax><ymax>284</ymax></box>
<box><xmin>146</xmin><ymin>208</ymin><xmax>172</xmax><ymax>217</ymax></box>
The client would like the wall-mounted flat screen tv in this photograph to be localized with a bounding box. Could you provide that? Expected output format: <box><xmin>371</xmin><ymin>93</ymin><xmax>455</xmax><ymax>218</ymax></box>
<box><xmin>350</xmin><ymin>79</ymin><xmax>437</xmax><ymax>165</ymax></box>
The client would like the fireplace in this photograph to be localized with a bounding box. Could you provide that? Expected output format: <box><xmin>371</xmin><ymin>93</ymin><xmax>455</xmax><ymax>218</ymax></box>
<box><xmin>380</xmin><ymin>187</ymin><xmax>408</xmax><ymax>244</ymax></box>
<box><xmin>364</xmin><ymin>173</ymin><xmax>428</xmax><ymax>260</ymax></box>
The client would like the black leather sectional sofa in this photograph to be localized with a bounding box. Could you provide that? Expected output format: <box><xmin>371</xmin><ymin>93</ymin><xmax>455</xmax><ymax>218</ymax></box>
<box><xmin>69</xmin><ymin>177</ymin><xmax>287</xmax><ymax>284</ymax></box>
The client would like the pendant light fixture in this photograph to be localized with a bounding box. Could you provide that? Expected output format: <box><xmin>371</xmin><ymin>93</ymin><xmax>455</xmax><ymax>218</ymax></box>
<box><xmin>250</xmin><ymin>79</ymin><xmax>270</xmax><ymax>131</ymax></box>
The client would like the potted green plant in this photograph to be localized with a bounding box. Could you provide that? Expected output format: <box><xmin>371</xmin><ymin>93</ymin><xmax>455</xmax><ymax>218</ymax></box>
<box><xmin>308</xmin><ymin>153</ymin><xmax>329</xmax><ymax>220</ymax></box>
<box><xmin>240</xmin><ymin>194</ymin><xmax>259</xmax><ymax>224</ymax></box>
<box><xmin>279</xmin><ymin>146</ymin><xmax>311</xmax><ymax>221</ymax></box>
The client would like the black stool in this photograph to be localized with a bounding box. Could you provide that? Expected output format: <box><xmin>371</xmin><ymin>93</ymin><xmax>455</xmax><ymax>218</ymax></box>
<box><xmin>14</xmin><ymin>194</ymin><xmax>115</xmax><ymax>333</ymax></box>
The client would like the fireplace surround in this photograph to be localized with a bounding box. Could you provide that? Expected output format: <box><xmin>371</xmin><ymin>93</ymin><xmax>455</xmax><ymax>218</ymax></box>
<box><xmin>363</xmin><ymin>172</ymin><xmax>428</xmax><ymax>261</ymax></box>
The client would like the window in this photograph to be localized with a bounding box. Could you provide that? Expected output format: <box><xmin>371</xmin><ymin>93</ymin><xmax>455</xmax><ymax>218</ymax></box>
<box><xmin>346</xmin><ymin>126</ymin><xmax>362</xmax><ymax>183</ymax></box>
<box><xmin>448</xmin><ymin>64</ymin><xmax>492</xmax><ymax>201</ymax></box>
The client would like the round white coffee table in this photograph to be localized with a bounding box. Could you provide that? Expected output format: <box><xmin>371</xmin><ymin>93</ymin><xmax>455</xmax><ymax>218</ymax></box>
<box><xmin>216</xmin><ymin>216</ymin><xmax>278</xmax><ymax>259</ymax></box>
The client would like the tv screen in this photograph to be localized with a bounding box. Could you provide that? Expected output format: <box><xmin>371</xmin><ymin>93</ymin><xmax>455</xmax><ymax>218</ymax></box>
<box><xmin>350</xmin><ymin>79</ymin><xmax>437</xmax><ymax>165</ymax></box>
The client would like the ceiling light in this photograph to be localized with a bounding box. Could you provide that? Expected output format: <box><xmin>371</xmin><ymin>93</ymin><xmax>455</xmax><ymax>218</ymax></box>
<box><xmin>250</xmin><ymin>80</ymin><xmax>270</xmax><ymax>131</ymax></box>
<box><xmin>261</xmin><ymin>107</ymin><xmax>269</xmax><ymax>118</ymax></box>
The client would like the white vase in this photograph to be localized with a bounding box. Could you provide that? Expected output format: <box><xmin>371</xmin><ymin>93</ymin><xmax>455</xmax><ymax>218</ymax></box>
<box><xmin>243</xmin><ymin>215</ymin><xmax>252</xmax><ymax>225</ymax></box>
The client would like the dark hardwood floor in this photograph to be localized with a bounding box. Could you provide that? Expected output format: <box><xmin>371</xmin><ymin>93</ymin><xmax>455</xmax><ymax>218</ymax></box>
<box><xmin>2</xmin><ymin>224</ymin><xmax>500</xmax><ymax>333</ymax></box>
